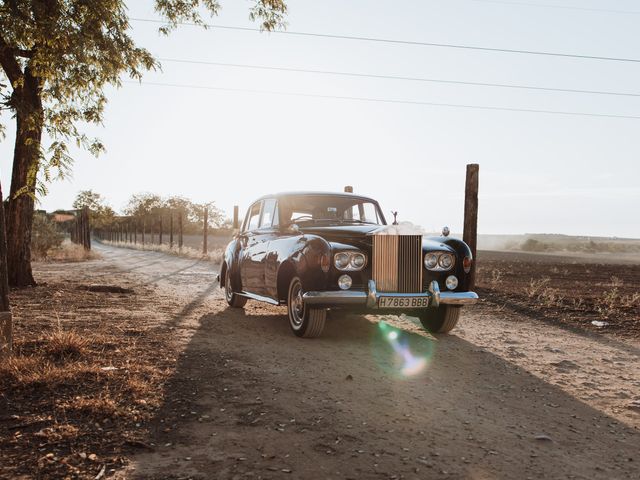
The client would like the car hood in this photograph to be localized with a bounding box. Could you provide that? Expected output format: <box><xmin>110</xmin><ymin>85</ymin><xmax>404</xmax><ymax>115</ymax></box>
<box><xmin>298</xmin><ymin>224</ymin><xmax>453</xmax><ymax>252</ymax></box>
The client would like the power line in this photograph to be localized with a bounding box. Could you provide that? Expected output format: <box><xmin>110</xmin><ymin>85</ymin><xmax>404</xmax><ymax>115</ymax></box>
<box><xmin>159</xmin><ymin>57</ymin><xmax>640</xmax><ymax>98</ymax></box>
<box><xmin>123</xmin><ymin>80</ymin><xmax>640</xmax><ymax>120</ymax></box>
<box><xmin>466</xmin><ymin>0</ymin><xmax>640</xmax><ymax>15</ymax></box>
<box><xmin>130</xmin><ymin>17</ymin><xmax>640</xmax><ymax>64</ymax></box>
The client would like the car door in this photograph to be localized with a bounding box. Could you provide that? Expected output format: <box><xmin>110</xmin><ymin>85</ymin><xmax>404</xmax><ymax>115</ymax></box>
<box><xmin>250</xmin><ymin>198</ymin><xmax>279</xmax><ymax>296</ymax></box>
<box><xmin>239</xmin><ymin>201</ymin><xmax>263</xmax><ymax>293</ymax></box>
<box><xmin>264</xmin><ymin>201</ymin><xmax>305</xmax><ymax>300</ymax></box>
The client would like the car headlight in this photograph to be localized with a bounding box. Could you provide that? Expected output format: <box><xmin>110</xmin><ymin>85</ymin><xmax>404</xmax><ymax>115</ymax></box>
<box><xmin>350</xmin><ymin>253</ymin><xmax>366</xmax><ymax>269</ymax></box>
<box><xmin>424</xmin><ymin>251</ymin><xmax>455</xmax><ymax>271</ymax></box>
<box><xmin>438</xmin><ymin>253</ymin><xmax>454</xmax><ymax>270</ymax></box>
<box><xmin>334</xmin><ymin>251</ymin><xmax>367</xmax><ymax>271</ymax></box>
<box><xmin>424</xmin><ymin>253</ymin><xmax>438</xmax><ymax>269</ymax></box>
<box><xmin>334</xmin><ymin>252</ymin><xmax>351</xmax><ymax>269</ymax></box>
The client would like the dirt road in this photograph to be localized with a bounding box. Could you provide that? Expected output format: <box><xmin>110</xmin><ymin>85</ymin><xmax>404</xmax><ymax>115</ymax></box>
<box><xmin>87</xmin><ymin>244</ymin><xmax>640</xmax><ymax>479</ymax></box>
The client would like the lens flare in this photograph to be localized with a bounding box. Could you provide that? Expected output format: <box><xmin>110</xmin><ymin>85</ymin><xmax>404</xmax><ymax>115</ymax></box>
<box><xmin>373</xmin><ymin>320</ymin><xmax>433</xmax><ymax>378</ymax></box>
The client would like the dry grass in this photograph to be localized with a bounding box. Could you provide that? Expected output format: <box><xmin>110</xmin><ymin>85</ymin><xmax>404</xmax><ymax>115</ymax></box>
<box><xmin>597</xmin><ymin>288</ymin><xmax>640</xmax><ymax>318</ymax></box>
<box><xmin>537</xmin><ymin>287</ymin><xmax>565</xmax><ymax>308</ymax></box>
<box><xmin>524</xmin><ymin>277</ymin><xmax>550</xmax><ymax>298</ymax></box>
<box><xmin>0</xmin><ymin>275</ymin><xmax>178</xmax><ymax>479</ymax></box>
<box><xmin>42</xmin><ymin>241</ymin><xmax>101</xmax><ymax>263</ymax></box>
<box><xmin>43</xmin><ymin>329</ymin><xmax>90</xmax><ymax>361</ymax></box>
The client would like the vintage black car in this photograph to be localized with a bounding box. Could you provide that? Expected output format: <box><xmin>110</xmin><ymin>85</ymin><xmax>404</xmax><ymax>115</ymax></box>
<box><xmin>219</xmin><ymin>192</ymin><xmax>478</xmax><ymax>338</ymax></box>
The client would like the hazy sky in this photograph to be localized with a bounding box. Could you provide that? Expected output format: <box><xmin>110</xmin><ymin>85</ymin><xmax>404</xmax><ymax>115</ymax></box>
<box><xmin>1</xmin><ymin>0</ymin><xmax>639</xmax><ymax>237</ymax></box>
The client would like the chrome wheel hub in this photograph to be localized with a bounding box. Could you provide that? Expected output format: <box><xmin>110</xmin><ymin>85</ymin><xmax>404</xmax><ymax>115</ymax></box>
<box><xmin>290</xmin><ymin>283</ymin><xmax>304</xmax><ymax>327</ymax></box>
<box><xmin>225</xmin><ymin>270</ymin><xmax>233</xmax><ymax>301</ymax></box>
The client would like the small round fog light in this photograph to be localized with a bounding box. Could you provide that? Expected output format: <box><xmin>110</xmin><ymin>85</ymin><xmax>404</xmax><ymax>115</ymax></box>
<box><xmin>445</xmin><ymin>275</ymin><xmax>458</xmax><ymax>290</ymax></box>
<box><xmin>338</xmin><ymin>274</ymin><xmax>352</xmax><ymax>290</ymax></box>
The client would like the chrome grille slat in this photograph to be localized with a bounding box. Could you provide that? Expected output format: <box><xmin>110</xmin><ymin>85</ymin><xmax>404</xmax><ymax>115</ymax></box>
<box><xmin>372</xmin><ymin>235</ymin><xmax>422</xmax><ymax>293</ymax></box>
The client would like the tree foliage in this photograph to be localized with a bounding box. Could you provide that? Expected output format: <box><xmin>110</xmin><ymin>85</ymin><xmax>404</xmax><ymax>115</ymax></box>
<box><xmin>124</xmin><ymin>193</ymin><xmax>224</xmax><ymax>231</ymax></box>
<box><xmin>31</xmin><ymin>211</ymin><xmax>63</xmax><ymax>260</ymax></box>
<box><xmin>0</xmin><ymin>1</ymin><xmax>287</xmax><ymax>189</ymax></box>
<box><xmin>72</xmin><ymin>190</ymin><xmax>115</xmax><ymax>228</ymax></box>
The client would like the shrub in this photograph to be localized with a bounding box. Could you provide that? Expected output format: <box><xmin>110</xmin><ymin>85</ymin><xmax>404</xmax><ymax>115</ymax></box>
<box><xmin>31</xmin><ymin>213</ymin><xmax>64</xmax><ymax>260</ymax></box>
<box><xmin>520</xmin><ymin>238</ymin><xmax>550</xmax><ymax>252</ymax></box>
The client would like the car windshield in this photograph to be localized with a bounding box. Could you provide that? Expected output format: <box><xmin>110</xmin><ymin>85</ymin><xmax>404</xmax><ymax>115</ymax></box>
<box><xmin>279</xmin><ymin>195</ymin><xmax>385</xmax><ymax>226</ymax></box>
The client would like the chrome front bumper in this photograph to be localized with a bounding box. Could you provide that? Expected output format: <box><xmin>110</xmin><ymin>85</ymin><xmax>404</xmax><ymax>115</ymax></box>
<box><xmin>302</xmin><ymin>280</ymin><xmax>479</xmax><ymax>309</ymax></box>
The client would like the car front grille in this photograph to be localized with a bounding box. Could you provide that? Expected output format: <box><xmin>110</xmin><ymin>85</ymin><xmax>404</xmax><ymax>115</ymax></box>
<box><xmin>372</xmin><ymin>235</ymin><xmax>423</xmax><ymax>293</ymax></box>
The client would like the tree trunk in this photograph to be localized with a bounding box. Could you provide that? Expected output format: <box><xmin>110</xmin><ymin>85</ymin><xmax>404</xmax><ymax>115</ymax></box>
<box><xmin>0</xmin><ymin>180</ymin><xmax>10</xmax><ymax>311</ymax></box>
<box><xmin>1</xmin><ymin>179</ymin><xmax>13</xmax><ymax>358</ymax></box>
<box><xmin>6</xmin><ymin>69</ymin><xmax>43</xmax><ymax>287</ymax></box>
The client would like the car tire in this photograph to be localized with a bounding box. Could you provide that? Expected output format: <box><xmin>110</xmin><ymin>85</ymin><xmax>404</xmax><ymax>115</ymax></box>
<box><xmin>225</xmin><ymin>267</ymin><xmax>247</xmax><ymax>308</ymax></box>
<box><xmin>287</xmin><ymin>276</ymin><xmax>326</xmax><ymax>338</ymax></box>
<box><xmin>418</xmin><ymin>306</ymin><xmax>461</xmax><ymax>334</ymax></box>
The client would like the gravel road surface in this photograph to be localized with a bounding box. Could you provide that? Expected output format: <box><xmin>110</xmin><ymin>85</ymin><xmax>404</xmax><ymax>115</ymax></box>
<box><xmin>90</xmin><ymin>244</ymin><xmax>640</xmax><ymax>480</ymax></box>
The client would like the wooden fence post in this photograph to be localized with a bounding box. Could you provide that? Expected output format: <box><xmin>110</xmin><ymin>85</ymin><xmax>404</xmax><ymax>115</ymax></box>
<box><xmin>463</xmin><ymin>164</ymin><xmax>479</xmax><ymax>289</ymax></box>
<box><xmin>233</xmin><ymin>205</ymin><xmax>239</xmax><ymax>229</ymax></box>
<box><xmin>203</xmin><ymin>208</ymin><xmax>208</xmax><ymax>254</ymax></box>
<box><xmin>178</xmin><ymin>213</ymin><xmax>183</xmax><ymax>249</ymax></box>
<box><xmin>83</xmin><ymin>207</ymin><xmax>91</xmax><ymax>250</ymax></box>
<box><xmin>0</xmin><ymin>182</ymin><xmax>12</xmax><ymax>358</ymax></box>
<box><xmin>169</xmin><ymin>213</ymin><xmax>174</xmax><ymax>249</ymax></box>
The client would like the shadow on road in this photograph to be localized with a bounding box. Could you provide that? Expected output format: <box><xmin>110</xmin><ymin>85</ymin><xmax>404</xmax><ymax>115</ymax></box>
<box><xmin>129</xmin><ymin>302</ymin><xmax>639</xmax><ymax>479</ymax></box>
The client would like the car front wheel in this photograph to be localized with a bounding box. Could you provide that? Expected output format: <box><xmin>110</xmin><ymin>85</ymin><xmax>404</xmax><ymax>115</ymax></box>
<box><xmin>287</xmin><ymin>277</ymin><xmax>326</xmax><ymax>338</ymax></box>
<box><xmin>225</xmin><ymin>267</ymin><xmax>247</xmax><ymax>308</ymax></box>
<box><xmin>418</xmin><ymin>306</ymin><xmax>461</xmax><ymax>334</ymax></box>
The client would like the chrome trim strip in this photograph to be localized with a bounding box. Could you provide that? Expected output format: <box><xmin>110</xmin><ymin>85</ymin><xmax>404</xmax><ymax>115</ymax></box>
<box><xmin>440</xmin><ymin>291</ymin><xmax>479</xmax><ymax>305</ymax></box>
<box><xmin>303</xmin><ymin>291</ymin><xmax>367</xmax><ymax>306</ymax></box>
<box><xmin>238</xmin><ymin>291</ymin><xmax>280</xmax><ymax>305</ymax></box>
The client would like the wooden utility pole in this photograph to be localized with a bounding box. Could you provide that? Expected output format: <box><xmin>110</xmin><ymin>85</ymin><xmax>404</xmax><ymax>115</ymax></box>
<box><xmin>233</xmin><ymin>205</ymin><xmax>239</xmax><ymax>229</ymax></box>
<box><xmin>463</xmin><ymin>164</ymin><xmax>479</xmax><ymax>289</ymax></box>
<box><xmin>0</xmin><ymin>181</ymin><xmax>12</xmax><ymax>358</ymax></box>
<box><xmin>169</xmin><ymin>213</ymin><xmax>174</xmax><ymax>249</ymax></box>
<box><xmin>203</xmin><ymin>208</ymin><xmax>208</xmax><ymax>254</ymax></box>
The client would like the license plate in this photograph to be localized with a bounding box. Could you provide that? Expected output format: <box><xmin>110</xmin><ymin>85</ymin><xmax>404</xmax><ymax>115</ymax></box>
<box><xmin>378</xmin><ymin>296</ymin><xmax>430</xmax><ymax>308</ymax></box>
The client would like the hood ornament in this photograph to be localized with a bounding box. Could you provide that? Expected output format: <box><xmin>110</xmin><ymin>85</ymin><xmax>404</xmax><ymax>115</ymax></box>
<box><xmin>391</xmin><ymin>211</ymin><xmax>398</xmax><ymax>225</ymax></box>
<box><xmin>442</xmin><ymin>226</ymin><xmax>450</xmax><ymax>237</ymax></box>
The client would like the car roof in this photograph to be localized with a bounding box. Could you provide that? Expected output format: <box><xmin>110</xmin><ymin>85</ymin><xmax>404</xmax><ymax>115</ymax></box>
<box><xmin>255</xmin><ymin>191</ymin><xmax>378</xmax><ymax>203</ymax></box>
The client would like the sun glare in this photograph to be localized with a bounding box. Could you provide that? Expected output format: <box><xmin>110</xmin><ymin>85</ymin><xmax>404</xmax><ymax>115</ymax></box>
<box><xmin>375</xmin><ymin>321</ymin><xmax>433</xmax><ymax>378</ymax></box>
